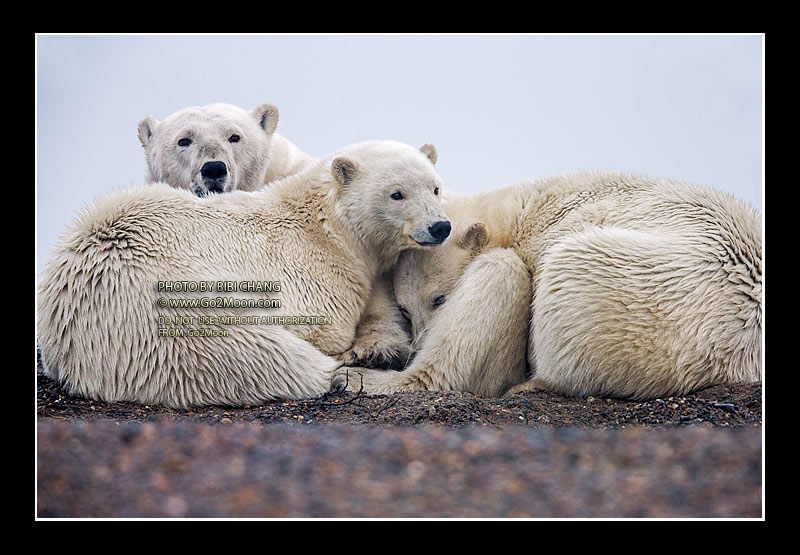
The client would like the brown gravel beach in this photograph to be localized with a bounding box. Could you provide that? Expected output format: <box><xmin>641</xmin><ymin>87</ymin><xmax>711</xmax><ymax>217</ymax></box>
<box><xmin>36</xmin><ymin>367</ymin><xmax>762</xmax><ymax>519</ymax></box>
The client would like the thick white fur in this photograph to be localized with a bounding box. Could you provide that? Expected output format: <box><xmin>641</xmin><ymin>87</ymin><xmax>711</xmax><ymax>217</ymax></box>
<box><xmin>337</xmin><ymin>171</ymin><xmax>762</xmax><ymax>400</ymax></box>
<box><xmin>137</xmin><ymin>102</ymin><xmax>314</xmax><ymax>195</ymax></box>
<box><xmin>266</xmin><ymin>133</ymin><xmax>317</xmax><ymax>185</ymax></box>
<box><xmin>521</xmin><ymin>223</ymin><xmax>761</xmax><ymax>398</ymax></box>
<box><xmin>37</xmin><ymin>140</ymin><xmax>446</xmax><ymax>408</ymax></box>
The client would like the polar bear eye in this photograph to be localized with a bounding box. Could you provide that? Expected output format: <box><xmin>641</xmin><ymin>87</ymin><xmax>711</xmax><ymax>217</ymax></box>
<box><xmin>391</xmin><ymin>192</ymin><xmax>404</xmax><ymax>201</ymax></box>
<box><xmin>177</xmin><ymin>138</ymin><xmax>192</xmax><ymax>147</ymax></box>
<box><xmin>434</xmin><ymin>187</ymin><xmax>439</xmax><ymax>196</ymax></box>
<box><xmin>432</xmin><ymin>295</ymin><xmax>446</xmax><ymax>309</ymax></box>
<box><xmin>229</xmin><ymin>134</ymin><xmax>241</xmax><ymax>143</ymax></box>
<box><xmin>398</xmin><ymin>305</ymin><xmax>411</xmax><ymax>328</ymax></box>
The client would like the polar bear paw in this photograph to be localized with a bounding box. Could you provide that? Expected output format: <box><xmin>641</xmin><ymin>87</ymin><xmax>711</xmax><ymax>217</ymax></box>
<box><xmin>335</xmin><ymin>337</ymin><xmax>412</xmax><ymax>370</ymax></box>
<box><xmin>502</xmin><ymin>377</ymin><xmax>551</xmax><ymax>397</ymax></box>
<box><xmin>330</xmin><ymin>366</ymin><xmax>406</xmax><ymax>395</ymax></box>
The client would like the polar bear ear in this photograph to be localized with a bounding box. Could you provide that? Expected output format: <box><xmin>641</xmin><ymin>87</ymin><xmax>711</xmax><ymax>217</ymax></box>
<box><xmin>137</xmin><ymin>116</ymin><xmax>159</xmax><ymax>148</ymax></box>
<box><xmin>419</xmin><ymin>143</ymin><xmax>438</xmax><ymax>166</ymax></box>
<box><xmin>459</xmin><ymin>222</ymin><xmax>488</xmax><ymax>253</ymax></box>
<box><xmin>252</xmin><ymin>103</ymin><xmax>280</xmax><ymax>134</ymax></box>
<box><xmin>331</xmin><ymin>157</ymin><xmax>359</xmax><ymax>186</ymax></box>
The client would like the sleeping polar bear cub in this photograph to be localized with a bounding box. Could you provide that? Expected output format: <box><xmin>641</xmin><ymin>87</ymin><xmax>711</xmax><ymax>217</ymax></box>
<box><xmin>137</xmin><ymin>102</ymin><xmax>314</xmax><ymax>196</ymax></box>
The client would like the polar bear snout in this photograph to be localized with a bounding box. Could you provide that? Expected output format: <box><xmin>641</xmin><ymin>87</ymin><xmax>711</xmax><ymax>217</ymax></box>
<box><xmin>199</xmin><ymin>161</ymin><xmax>229</xmax><ymax>194</ymax></box>
<box><xmin>428</xmin><ymin>220</ymin><xmax>452</xmax><ymax>242</ymax></box>
<box><xmin>201</xmin><ymin>160</ymin><xmax>228</xmax><ymax>180</ymax></box>
<box><xmin>412</xmin><ymin>219</ymin><xmax>452</xmax><ymax>247</ymax></box>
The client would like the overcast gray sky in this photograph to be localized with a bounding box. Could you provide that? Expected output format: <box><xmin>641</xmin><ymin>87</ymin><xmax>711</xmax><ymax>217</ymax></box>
<box><xmin>36</xmin><ymin>34</ymin><xmax>763</xmax><ymax>279</ymax></box>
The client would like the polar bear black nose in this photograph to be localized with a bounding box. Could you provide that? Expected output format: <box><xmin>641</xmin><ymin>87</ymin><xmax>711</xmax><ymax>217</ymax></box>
<box><xmin>201</xmin><ymin>161</ymin><xmax>228</xmax><ymax>180</ymax></box>
<box><xmin>428</xmin><ymin>220</ymin><xmax>452</xmax><ymax>241</ymax></box>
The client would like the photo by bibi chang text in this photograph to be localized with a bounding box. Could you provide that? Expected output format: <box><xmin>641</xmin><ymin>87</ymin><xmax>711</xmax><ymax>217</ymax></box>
<box><xmin>157</xmin><ymin>281</ymin><xmax>281</xmax><ymax>293</ymax></box>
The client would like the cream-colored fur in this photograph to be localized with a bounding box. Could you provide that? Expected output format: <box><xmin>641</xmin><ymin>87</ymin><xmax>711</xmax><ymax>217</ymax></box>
<box><xmin>37</xmin><ymin>140</ymin><xmax>445</xmax><ymax>408</ymax></box>
<box><xmin>335</xmin><ymin>171</ymin><xmax>762</xmax><ymax>400</ymax></box>
<box><xmin>137</xmin><ymin>102</ymin><xmax>314</xmax><ymax>196</ymax></box>
<box><xmin>266</xmin><ymin>133</ymin><xmax>317</xmax><ymax>185</ymax></box>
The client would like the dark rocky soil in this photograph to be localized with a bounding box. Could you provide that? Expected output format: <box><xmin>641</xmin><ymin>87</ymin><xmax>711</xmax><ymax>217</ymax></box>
<box><xmin>36</xmin><ymin>371</ymin><xmax>763</xmax><ymax>518</ymax></box>
<box><xmin>37</xmin><ymin>371</ymin><xmax>761</xmax><ymax>429</ymax></box>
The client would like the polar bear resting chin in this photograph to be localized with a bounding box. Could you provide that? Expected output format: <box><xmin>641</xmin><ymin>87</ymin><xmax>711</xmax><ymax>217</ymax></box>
<box><xmin>335</xmin><ymin>171</ymin><xmax>762</xmax><ymax>400</ymax></box>
<box><xmin>137</xmin><ymin>102</ymin><xmax>315</xmax><ymax>196</ymax></box>
<box><xmin>37</xmin><ymin>140</ymin><xmax>447</xmax><ymax>408</ymax></box>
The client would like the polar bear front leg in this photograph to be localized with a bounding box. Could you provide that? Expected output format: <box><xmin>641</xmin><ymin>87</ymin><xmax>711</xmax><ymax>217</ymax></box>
<box><xmin>332</xmin><ymin>248</ymin><xmax>531</xmax><ymax>397</ymax></box>
<box><xmin>335</xmin><ymin>271</ymin><xmax>413</xmax><ymax>369</ymax></box>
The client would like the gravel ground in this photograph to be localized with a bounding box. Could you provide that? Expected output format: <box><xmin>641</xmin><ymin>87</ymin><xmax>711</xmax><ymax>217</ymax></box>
<box><xmin>36</xmin><ymin>370</ymin><xmax>763</xmax><ymax>519</ymax></box>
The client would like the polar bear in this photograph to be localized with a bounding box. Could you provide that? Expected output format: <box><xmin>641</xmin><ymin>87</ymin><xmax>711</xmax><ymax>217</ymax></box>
<box><xmin>137</xmin><ymin>102</ymin><xmax>315</xmax><ymax>196</ymax></box>
<box><xmin>335</xmin><ymin>143</ymin><xmax>443</xmax><ymax>370</ymax></box>
<box><xmin>334</xmin><ymin>171</ymin><xmax>762</xmax><ymax>400</ymax></box>
<box><xmin>37</xmin><ymin>140</ymin><xmax>448</xmax><ymax>408</ymax></box>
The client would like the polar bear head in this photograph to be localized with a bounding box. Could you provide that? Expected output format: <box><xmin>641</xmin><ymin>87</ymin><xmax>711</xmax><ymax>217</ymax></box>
<box><xmin>328</xmin><ymin>141</ymin><xmax>451</xmax><ymax>265</ymax></box>
<box><xmin>137</xmin><ymin>103</ymin><xmax>279</xmax><ymax>196</ymax></box>
<box><xmin>393</xmin><ymin>220</ymin><xmax>489</xmax><ymax>340</ymax></box>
